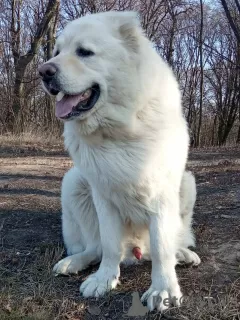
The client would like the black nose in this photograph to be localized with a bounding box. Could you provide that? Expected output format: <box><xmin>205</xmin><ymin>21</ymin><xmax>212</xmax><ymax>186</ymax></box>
<box><xmin>39</xmin><ymin>62</ymin><xmax>57</xmax><ymax>80</ymax></box>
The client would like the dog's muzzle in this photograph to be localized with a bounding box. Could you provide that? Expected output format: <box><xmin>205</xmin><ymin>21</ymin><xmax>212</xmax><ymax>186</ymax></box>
<box><xmin>39</xmin><ymin>62</ymin><xmax>60</xmax><ymax>95</ymax></box>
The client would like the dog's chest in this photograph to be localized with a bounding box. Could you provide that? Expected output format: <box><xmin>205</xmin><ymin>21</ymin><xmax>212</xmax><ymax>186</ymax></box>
<box><xmin>66</xmin><ymin>133</ymin><xmax>147</xmax><ymax>187</ymax></box>
<box><xmin>65</xmin><ymin>131</ymin><xmax>153</xmax><ymax>222</ymax></box>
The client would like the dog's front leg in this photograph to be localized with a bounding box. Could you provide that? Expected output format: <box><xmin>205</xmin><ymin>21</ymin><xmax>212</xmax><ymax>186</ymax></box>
<box><xmin>141</xmin><ymin>191</ymin><xmax>183</xmax><ymax>311</ymax></box>
<box><xmin>80</xmin><ymin>190</ymin><xmax>123</xmax><ymax>298</ymax></box>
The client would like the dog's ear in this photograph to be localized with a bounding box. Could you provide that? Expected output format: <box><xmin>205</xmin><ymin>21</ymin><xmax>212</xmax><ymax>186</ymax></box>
<box><xmin>118</xmin><ymin>11</ymin><xmax>141</xmax><ymax>52</ymax></box>
<box><xmin>103</xmin><ymin>11</ymin><xmax>141</xmax><ymax>52</ymax></box>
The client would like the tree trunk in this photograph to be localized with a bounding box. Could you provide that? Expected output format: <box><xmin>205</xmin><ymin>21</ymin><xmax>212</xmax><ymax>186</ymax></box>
<box><xmin>196</xmin><ymin>0</ymin><xmax>204</xmax><ymax>147</ymax></box>
<box><xmin>44</xmin><ymin>6</ymin><xmax>60</xmax><ymax>131</ymax></box>
<box><xmin>166</xmin><ymin>15</ymin><xmax>176</xmax><ymax>67</ymax></box>
<box><xmin>236</xmin><ymin>118</ymin><xmax>240</xmax><ymax>143</ymax></box>
<box><xmin>9</xmin><ymin>0</ymin><xmax>60</xmax><ymax>132</ymax></box>
<box><xmin>11</xmin><ymin>56</ymin><xmax>32</xmax><ymax>132</ymax></box>
<box><xmin>220</xmin><ymin>0</ymin><xmax>240</xmax><ymax>43</ymax></box>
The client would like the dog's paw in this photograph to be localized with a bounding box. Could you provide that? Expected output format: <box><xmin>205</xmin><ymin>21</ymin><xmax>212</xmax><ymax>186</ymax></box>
<box><xmin>141</xmin><ymin>284</ymin><xmax>183</xmax><ymax>311</ymax></box>
<box><xmin>176</xmin><ymin>248</ymin><xmax>201</xmax><ymax>266</ymax></box>
<box><xmin>53</xmin><ymin>256</ymin><xmax>85</xmax><ymax>275</ymax></box>
<box><xmin>80</xmin><ymin>269</ymin><xmax>119</xmax><ymax>298</ymax></box>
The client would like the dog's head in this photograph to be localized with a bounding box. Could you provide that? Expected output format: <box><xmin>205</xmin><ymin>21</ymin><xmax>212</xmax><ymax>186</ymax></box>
<box><xmin>39</xmin><ymin>11</ymin><xmax>147</xmax><ymax>135</ymax></box>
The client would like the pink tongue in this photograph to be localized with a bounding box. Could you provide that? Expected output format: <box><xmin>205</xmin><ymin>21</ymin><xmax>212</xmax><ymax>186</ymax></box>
<box><xmin>56</xmin><ymin>93</ymin><xmax>87</xmax><ymax>118</ymax></box>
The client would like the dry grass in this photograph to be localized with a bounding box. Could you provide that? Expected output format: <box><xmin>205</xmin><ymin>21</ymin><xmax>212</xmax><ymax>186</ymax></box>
<box><xmin>0</xmin><ymin>131</ymin><xmax>63</xmax><ymax>146</ymax></box>
<box><xmin>0</xmin><ymin>246</ymin><xmax>239</xmax><ymax>320</ymax></box>
<box><xmin>0</xmin><ymin>135</ymin><xmax>240</xmax><ymax>319</ymax></box>
<box><xmin>0</xmin><ymin>246</ymin><xmax>87</xmax><ymax>320</ymax></box>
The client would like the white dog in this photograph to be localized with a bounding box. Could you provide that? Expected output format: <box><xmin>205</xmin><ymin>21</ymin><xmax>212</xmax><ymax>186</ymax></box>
<box><xmin>39</xmin><ymin>11</ymin><xmax>200</xmax><ymax>311</ymax></box>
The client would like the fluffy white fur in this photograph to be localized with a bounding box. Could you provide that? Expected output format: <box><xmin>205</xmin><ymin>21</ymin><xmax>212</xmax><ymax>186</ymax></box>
<box><xmin>42</xmin><ymin>11</ymin><xmax>200</xmax><ymax>311</ymax></box>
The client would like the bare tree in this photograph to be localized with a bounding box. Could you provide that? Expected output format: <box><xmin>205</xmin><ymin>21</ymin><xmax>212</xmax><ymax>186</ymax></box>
<box><xmin>196</xmin><ymin>0</ymin><xmax>204</xmax><ymax>147</ymax></box>
<box><xmin>220</xmin><ymin>0</ymin><xmax>240</xmax><ymax>43</ymax></box>
<box><xmin>8</xmin><ymin>0</ymin><xmax>60</xmax><ymax>131</ymax></box>
<box><xmin>0</xmin><ymin>0</ymin><xmax>239</xmax><ymax>145</ymax></box>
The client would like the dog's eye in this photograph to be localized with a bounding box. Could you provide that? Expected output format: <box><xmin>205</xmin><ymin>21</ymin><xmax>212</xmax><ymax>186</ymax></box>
<box><xmin>76</xmin><ymin>47</ymin><xmax>94</xmax><ymax>57</ymax></box>
<box><xmin>54</xmin><ymin>50</ymin><xmax>60</xmax><ymax>57</ymax></box>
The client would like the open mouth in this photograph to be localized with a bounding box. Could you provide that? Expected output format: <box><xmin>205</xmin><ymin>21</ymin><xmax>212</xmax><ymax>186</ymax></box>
<box><xmin>55</xmin><ymin>84</ymin><xmax>100</xmax><ymax>120</ymax></box>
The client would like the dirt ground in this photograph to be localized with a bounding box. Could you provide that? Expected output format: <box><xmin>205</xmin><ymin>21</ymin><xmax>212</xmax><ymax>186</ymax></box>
<box><xmin>0</xmin><ymin>135</ymin><xmax>239</xmax><ymax>320</ymax></box>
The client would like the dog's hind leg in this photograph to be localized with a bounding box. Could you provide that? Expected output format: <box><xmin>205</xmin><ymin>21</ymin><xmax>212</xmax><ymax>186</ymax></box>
<box><xmin>53</xmin><ymin>246</ymin><xmax>101</xmax><ymax>275</ymax></box>
<box><xmin>176</xmin><ymin>171</ymin><xmax>201</xmax><ymax>266</ymax></box>
<box><xmin>179</xmin><ymin>171</ymin><xmax>196</xmax><ymax>247</ymax></box>
<box><xmin>53</xmin><ymin>167</ymin><xmax>101</xmax><ymax>275</ymax></box>
<box><xmin>176</xmin><ymin>247</ymin><xmax>201</xmax><ymax>266</ymax></box>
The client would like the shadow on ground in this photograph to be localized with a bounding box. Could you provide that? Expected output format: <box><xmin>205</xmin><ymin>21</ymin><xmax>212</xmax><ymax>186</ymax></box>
<box><xmin>0</xmin><ymin>143</ymin><xmax>239</xmax><ymax>319</ymax></box>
